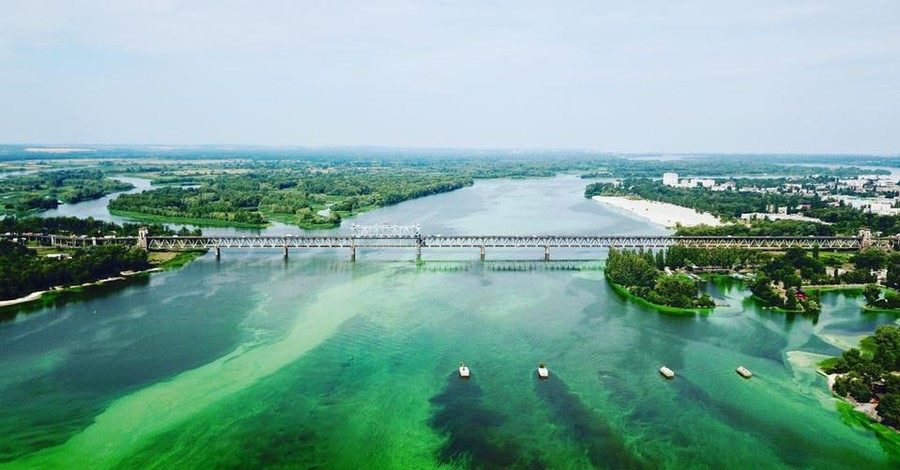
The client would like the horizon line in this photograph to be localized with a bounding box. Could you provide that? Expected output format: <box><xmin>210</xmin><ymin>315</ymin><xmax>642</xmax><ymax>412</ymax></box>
<box><xmin>0</xmin><ymin>143</ymin><xmax>897</xmax><ymax>158</ymax></box>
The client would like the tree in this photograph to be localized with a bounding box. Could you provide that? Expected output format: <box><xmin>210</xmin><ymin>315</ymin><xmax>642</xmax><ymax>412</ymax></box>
<box><xmin>872</xmin><ymin>325</ymin><xmax>900</xmax><ymax>371</ymax></box>
<box><xmin>886</xmin><ymin>253</ymin><xmax>900</xmax><ymax>289</ymax></box>
<box><xmin>863</xmin><ymin>284</ymin><xmax>881</xmax><ymax>305</ymax></box>
<box><xmin>784</xmin><ymin>292</ymin><xmax>799</xmax><ymax>310</ymax></box>
<box><xmin>750</xmin><ymin>274</ymin><xmax>783</xmax><ymax>307</ymax></box>
<box><xmin>606</xmin><ymin>249</ymin><xmax>659</xmax><ymax>289</ymax></box>
<box><xmin>782</xmin><ymin>274</ymin><xmax>803</xmax><ymax>290</ymax></box>
<box><xmin>883</xmin><ymin>375</ymin><xmax>900</xmax><ymax>395</ymax></box>
<box><xmin>852</xmin><ymin>249</ymin><xmax>887</xmax><ymax>272</ymax></box>
<box><xmin>652</xmin><ymin>276</ymin><xmax>698</xmax><ymax>308</ymax></box>
<box><xmin>834</xmin><ymin>372</ymin><xmax>873</xmax><ymax>402</ymax></box>
<box><xmin>879</xmin><ymin>394</ymin><xmax>900</xmax><ymax>428</ymax></box>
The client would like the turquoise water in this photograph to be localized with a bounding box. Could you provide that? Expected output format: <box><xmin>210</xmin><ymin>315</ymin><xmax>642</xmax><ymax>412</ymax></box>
<box><xmin>1</xmin><ymin>176</ymin><xmax>898</xmax><ymax>469</ymax></box>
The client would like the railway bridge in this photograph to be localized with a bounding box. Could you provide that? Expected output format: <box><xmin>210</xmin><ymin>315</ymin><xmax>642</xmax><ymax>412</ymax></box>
<box><xmin>6</xmin><ymin>226</ymin><xmax>893</xmax><ymax>261</ymax></box>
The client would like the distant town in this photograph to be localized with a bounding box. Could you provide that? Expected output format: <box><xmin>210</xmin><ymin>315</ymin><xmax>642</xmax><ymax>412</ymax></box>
<box><xmin>662</xmin><ymin>171</ymin><xmax>900</xmax><ymax>221</ymax></box>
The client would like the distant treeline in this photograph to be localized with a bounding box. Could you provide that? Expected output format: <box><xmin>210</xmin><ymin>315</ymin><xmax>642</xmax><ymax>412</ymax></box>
<box><xmin>0</xmin><ymin>240</ymin><xmax>150</xmax><ymax>301</ymax></box>
<box><xmin>0</xmin><ymin>216</ymin><xmax>200</xmax><ymax>237</ymax></box>
<box><xmin>0</xmin><ymin>169</ymin><xmax>132</xmax><ymax>213</ymax></box>
<box><xmin>3</xmin><ymin>146</ymin><xmax>891</xmax><ymax>177</ymax></box>
<box><xmin>108</xmin><ymin>170</ymin><xmax>473</xmax><ymax>228</ymax></box>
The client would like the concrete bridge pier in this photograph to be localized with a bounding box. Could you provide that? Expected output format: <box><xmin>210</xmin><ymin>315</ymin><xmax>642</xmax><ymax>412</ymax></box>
<box><xmin>283</xmin><ymin>245</ymin><xmax>289</xmax><ymax>259</ymax></box>
<box><xmin>544</xmin><ymin>246</ymin><xmax>551</xmax><ymax>261</ymax></box>
<box><xmin>214</xmin><ymin>246</ymin><xmax>221</xmax><ymax>260</ymax></box>
<box><xmin>480</xmin><ymin>245</ymin><xmax>486</xmax><ymax>261</ymax></box>
<box><xmin>416</xmin><ymin>245</ymin><xmax>422</xmax><ymax>262</ymax></box>
<box><xmin>350</xmin><ymin>246</ymin><xmax>356</xmax><ymax>262</ymax></box>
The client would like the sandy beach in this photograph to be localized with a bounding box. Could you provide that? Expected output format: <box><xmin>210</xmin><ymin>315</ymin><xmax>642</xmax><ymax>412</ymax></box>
<box><xmin>0</xmin><ymin>291</ymin><xmax>47</xmax><ymax>307</ymax></box>
<box><xmin>592</xmin><ymin>196</ymin><xmax>723</xmax><ymax>228</ymax></box>
<box><xmin>0</xmin><ymin>270</ymin><xmax>161</xmax><ymax>308</ymax></box>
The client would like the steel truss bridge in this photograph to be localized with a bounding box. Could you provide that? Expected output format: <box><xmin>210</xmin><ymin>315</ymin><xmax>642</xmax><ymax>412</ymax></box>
<box><xmin>7</xmin><ymin>232</ymin><xmax>893</xmax><ymax>260</ymax></box>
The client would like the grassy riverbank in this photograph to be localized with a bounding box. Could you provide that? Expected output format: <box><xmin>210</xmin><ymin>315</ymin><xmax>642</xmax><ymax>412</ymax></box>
<box><xmin>149</xmin><ymin>250</ymin><xmax>208</xmax><ymax>270</ymax></box>
<box><xmin>861</xmin><ymin>304</ymin><xmax>900</xmax><ymax>314</ymax></box>
<box><xmin>836</xmin><ymin>402</ymin><xmax>900</xmax><ymax>451</ymax></box>
<box><xmin>108</xmin><ymin>209</ymin><xmax>268</xmax><ymax>228</ymax></box>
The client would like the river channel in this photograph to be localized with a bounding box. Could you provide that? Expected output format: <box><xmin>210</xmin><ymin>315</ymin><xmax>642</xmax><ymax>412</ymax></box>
<box><xmin>1</xmin><ymin>175</ymin><xmax>898</xmax><ymax>469</ymax></box>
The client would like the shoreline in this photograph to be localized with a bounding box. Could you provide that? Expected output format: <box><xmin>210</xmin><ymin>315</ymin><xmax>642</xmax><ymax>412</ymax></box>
<box><xmin>0</xmin><ymin>267</ymin><xmax>166</xmax><ymax>309</ymax></box>
<box><xmin>0</xmin><ymin>291</ymin><xmax>47</xmax><ymax>308</ymax></box>
<box><xmin>592</xmin><ymin>195</ymin><xmax>723</xmax><ymax>228</ymax></box>
<box><xmin>607</xmin><ymin>279</ymin><xmax>711</xmax><ymax>316</ymax></box>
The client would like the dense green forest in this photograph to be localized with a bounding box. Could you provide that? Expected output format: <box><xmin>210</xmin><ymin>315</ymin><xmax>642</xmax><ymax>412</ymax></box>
<box><xmin>108</xmin><ymin>170</ymin><xmax>472</xmax><ymax>228</ymax></box>
<box><xmin>823</xmin><ymin>325</ymin><xmax>900</xmax><ymax>430</ymax></box>
<box><xmin>0</xmin><ymin>240</ymin><xmax>150</xmax><ymax>301</ymax></box>
<box><xmin>658</xmin><ymin>245</ymin><xmax>763</xmax><ymax>269</ymax></box>
<box><xmin>605</xmin><ymin>248</ymin><xmax>715</xmax><ymax>310</ymax></box>
<box><xmin>747</xmin><ymin>248</ymin><xmax>825</xmax><ymax>313</ymax></box>
<box><xmin>674</xmin><ymin>220</ymin><xmax>836</xmax><ymax>236</ymax></box>
<box><xmin>586</xmin><ymin>178</ymin><xmax>900</xmax><ymax>236</ymax></box>
<box><xmin>0</xmin><ymin>169</ymin><xmax>132</xmax><ymax>213</ymax></box>
<box><xmin>0</xmin><ymin>216</ymin><xmax>200</xmax><ymax>237</ymax></box>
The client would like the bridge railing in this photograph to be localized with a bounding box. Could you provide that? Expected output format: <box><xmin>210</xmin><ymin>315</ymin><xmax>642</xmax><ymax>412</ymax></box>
<box><xmin>3</xmin><ymin>232</ymin><xmax>893</xmax><ymax>253</ymax></box>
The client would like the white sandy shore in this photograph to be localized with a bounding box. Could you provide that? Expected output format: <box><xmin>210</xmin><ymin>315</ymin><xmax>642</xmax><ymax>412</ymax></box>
<box><xmin>592</xmin><ymin>196</ymin><xmax>723</xmax><ymax>228</ymax></box>
<box><xmin>0</xmin><ymin>269</ymin><xmax>162</xmax><ymax>308</ymax></box>
<box><xmin>0</xmin><ymin>291</ymin><xmax>47</xmax><ymax>307</ymax></box>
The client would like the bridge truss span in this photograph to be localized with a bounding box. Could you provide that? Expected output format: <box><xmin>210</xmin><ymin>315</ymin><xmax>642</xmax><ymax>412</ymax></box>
<box><xmin>141</xmin><ymin>234</ymin><xmax>868</xmax><ymax>251</ymax></box>
<box><xmin>5</xmin><ymin>232</ymin><xmax>887</xmax><ymax>256</ymax></box>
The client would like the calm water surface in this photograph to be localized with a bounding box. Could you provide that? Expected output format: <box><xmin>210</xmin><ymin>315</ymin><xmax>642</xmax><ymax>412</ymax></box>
<box><xmin>1</xmin><ymin>175</ymin><xmax>898</xmax><ymax>469</ymax></box>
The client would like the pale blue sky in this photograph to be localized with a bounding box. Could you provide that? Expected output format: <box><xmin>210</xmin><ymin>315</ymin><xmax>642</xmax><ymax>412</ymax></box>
<box><xmin>1</xmin><ymin>1</ymin><xmax>898</xmax><ymax>154</ymax></box>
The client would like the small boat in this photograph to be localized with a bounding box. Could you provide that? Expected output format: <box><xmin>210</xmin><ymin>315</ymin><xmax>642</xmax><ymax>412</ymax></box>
<box><xmin>659</xmin><ymin>366</ymin><xmax>675</xmax><ymax>379</ymax></box>
<box><xmin>736</xmin><ymin>366</ymin><xmax>752</xmax><ymax>379</ymax></box>
<box><xmin>537</xmin><ymin>362</ymin><xmax>549</xmax><ymax>379</ymax></box>
<box><xmin>458</xmin><ymin>363</ymin><xmax>470</xmax><ymax>379</ymax></box>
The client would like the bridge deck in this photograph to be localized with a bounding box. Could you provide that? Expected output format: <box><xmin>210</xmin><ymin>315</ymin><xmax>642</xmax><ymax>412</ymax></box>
<box><xmin>6</xmin><ymin>233</ymin><xmax>883</xmax><ymax>251</ymax></box>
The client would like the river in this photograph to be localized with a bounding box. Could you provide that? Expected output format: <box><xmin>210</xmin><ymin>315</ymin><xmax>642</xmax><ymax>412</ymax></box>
<box><xmin>1</xmin><ymin>175</ymin><xmax>898</xmax><ymax>469</ymax></box>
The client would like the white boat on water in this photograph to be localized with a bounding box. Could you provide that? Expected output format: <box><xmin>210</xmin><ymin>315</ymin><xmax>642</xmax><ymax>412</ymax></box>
<box><xmin>537</xmin><ymin>362</ymin><xmax>549</xmax><ymax>379</ymax></box>
<box><xmin>736</xmin><ymin>366</ymin><xmax>752</xmax><ymax>378</ymax></box>
<box><xmin>659</xmin><ymin>366</ymin><xmax>675</xmax><ymax>379</ymax></box>
<box><xmin>458</xmin><ymin>363</ymin><xmax>470</xmax><ymax>379</ymax></box>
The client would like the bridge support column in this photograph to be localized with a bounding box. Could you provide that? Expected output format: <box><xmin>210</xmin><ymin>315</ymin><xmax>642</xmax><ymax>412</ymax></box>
<box><xmin>544</xmin><ymin>246</ymin><xmax>551</xmax><ymax>261</ymax></box>
<box><xmin>350</xmin><ymin>246</ymin><xmax>356</xmax><ymax>262</ymax></box>
<box><xmin>283</xmin><ymin>245</ymin><xmax>289</xmax><ymax>259</ymax></box>
<box><xmin>416</xmin><ymin>245</ymin><xmax>422</xmax><ymax>262</ymax></box>
<box><xmin>859</xmin><ymin>228</ymin><xmax>873</xmax><ymax>250</ymax></box>
<box><xmin>214</xmin><ymin>246</ymin><xmax>221</xmax><ymax>260</ymax></box>
<box><xmin>138</xmin><ymin>227</ymin><xmax>149</xmax><ymax>251</ymax></box>
<box><xmin>92</xmin><ymin>237</ymin><xmax>97</xmax><ymax>246</ymax></box>
<box><xmin>480</xmin><ymin>246</ymin><xmax>485</xmax><ymax>261</ymax></box>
